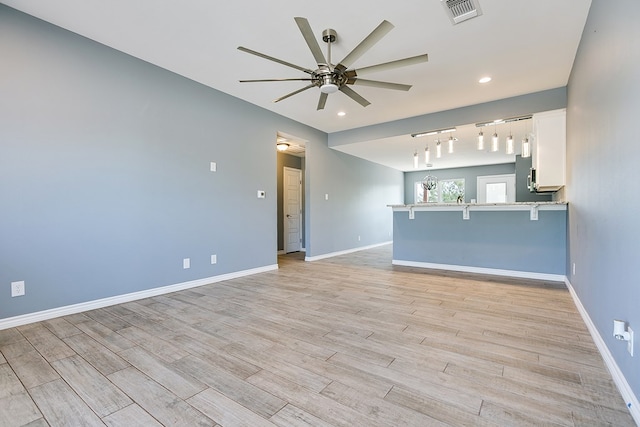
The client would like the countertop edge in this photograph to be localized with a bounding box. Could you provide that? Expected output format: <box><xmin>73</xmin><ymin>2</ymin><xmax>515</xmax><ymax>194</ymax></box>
<box><xmin>388</xmin><ymin>202</ymin><xmax>567</xmax><ymax>211</ymax></box>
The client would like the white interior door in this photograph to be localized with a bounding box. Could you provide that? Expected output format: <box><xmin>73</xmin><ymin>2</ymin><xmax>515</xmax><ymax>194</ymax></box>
<box><xmin>284</xmin><ymin>167</ymin><xmax>302</xmax><ymax>253</ymax></box>
<box><xmin>477</xmin><ymin>174</ymin><xmax>516</xmax><ymax>203</ymax></box>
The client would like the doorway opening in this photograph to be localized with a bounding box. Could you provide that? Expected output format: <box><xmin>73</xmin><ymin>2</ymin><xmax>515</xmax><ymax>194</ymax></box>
<box><xmin>283</xmin><ymin>167</ymin><xmax>302</xmax><ymax>253</ymax></box>
<box><xmin>276</xmin><ymin>132</ymin><xmax>306</xmax><ymax>258</ymax></box>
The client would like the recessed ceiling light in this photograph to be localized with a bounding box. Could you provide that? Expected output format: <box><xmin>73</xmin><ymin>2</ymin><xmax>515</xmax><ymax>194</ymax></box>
<box><xmin>479</xmin><ymin>76</ymin><xmax>492</xmax><ymax>83</ymax></box>
<box><xmin>337</xmin><ymin>111</ymin><xmax>346</xmax><ymax>117</ymax></box>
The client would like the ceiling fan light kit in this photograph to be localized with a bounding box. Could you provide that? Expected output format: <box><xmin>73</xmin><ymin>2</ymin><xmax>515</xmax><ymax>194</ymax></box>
<box><xmin>320</xmin><ymin>81</ymin><xmax>339</xmax><ymax>94</ymax></box>
<box><xmin>238</xmin><ymin>17</ymin><xmax>428</xmax><ymax>110</ymax></box>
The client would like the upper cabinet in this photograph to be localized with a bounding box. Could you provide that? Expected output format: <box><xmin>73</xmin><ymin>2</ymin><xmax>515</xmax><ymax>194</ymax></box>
<box><xmin>532</xmin><ymin>109</ymin><xmax>566</xmax><ymax>192</ymax></box>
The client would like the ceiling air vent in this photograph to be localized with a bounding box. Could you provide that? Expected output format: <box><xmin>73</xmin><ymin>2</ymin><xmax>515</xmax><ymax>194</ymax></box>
<box><xmin>442</xmin><ymin>0</ymin><xmax>483</xmax><ymax>25</ymax></box>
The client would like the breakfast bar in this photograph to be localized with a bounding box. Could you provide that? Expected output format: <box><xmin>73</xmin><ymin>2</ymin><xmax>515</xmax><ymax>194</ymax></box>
<box><xmin>389</xmin><ymin>202</ymin><xmax>568</xmax><ymax>280</ymax></box>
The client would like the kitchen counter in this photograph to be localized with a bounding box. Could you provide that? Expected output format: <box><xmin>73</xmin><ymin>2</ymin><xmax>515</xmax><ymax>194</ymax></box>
<box><xmin>389</xmin><ymin>202</ymin><xmax>567</xmax><ymax>280</ymax></box>
<box><xmin>389</xmin><ymin>201</ymin><xmax>566</xmax><ymax>217</ymax></box>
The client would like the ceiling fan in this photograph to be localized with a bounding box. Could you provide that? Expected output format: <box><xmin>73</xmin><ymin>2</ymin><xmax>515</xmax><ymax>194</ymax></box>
<box><xmin>237</xmin><ymin>17</ymin><xmax>428</xmax><ymax>110</ymax></box>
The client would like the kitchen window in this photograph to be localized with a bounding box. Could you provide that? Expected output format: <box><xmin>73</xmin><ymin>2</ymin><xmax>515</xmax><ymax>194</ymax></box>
<box><xmin>415</xmin><ymin>178</ymin><xmax>465</xmax><ymax>203</ymax></box>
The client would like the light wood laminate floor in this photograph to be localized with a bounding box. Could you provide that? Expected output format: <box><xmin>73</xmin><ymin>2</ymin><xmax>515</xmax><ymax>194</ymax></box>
<box><xmin>0</xmin><ymin>245</ymin><xmax>635</xmax><ymax>426</ymax></box>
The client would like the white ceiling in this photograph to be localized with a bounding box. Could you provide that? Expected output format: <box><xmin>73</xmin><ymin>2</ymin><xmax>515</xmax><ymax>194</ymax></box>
<box><xmin>2</xmin><ymin>0</ymin><xmax>591</xmax><ymax>171</ymax></box>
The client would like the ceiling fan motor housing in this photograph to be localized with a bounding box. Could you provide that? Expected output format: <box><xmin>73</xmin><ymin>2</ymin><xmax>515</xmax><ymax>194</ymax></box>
<box><xmin>318</xmin><ymin>69</ymin><xmax>344</xmax><ymax>93</ymax></box>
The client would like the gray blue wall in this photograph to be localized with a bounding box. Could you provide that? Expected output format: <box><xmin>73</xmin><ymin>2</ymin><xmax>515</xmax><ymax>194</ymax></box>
<box><xmin>404</xmin><ymin>163</ymin><xmax>515</xmax><ymax>204</ymax></box>
<box><xmin>566</xmin><ymin>0</ymin><xmax>640</xmax><ymax>398</ymax></box>
<box><xmin>305</xmin><ymin>144</ymin><xmax>403</xmax><ymax>256</ymax></box>
<box><xmin>0</xmin><ymin>6</ymin><xmax>402</xmax><ymax>320</ymax></box>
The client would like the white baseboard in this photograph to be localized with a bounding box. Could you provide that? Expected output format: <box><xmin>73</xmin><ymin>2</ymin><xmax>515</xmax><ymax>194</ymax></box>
<box><xmin>0</xmin><ymin>264</ymin><xmax>278</xmax><ymax>331</ymax></box>
<box><xmin>565</xmin><ymin>278</ymin><xmax>640</xmax><ymax>425</ymax></box>
<box><xmin>305</xmin><ymin>241</ymin><xmax>392</xmax><ymax>262</ymax></box>
<box><xmin>392</xmin><ymin>259</ymin><xmax>566</xmax><ymax>282</ymax></box>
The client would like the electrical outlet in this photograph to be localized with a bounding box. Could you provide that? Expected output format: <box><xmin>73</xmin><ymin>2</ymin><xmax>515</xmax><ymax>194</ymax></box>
<box><xmin>183</xmin><ymin>258</ymin><xmax>190</xmax><ymax>269</ymax></box>
<box><xmin>257</xmin><ymin>190</ymin><xmax>266</xmax><ymax>198</ymax></box>
<box><xmin>628</xmin><ymin>327</ymin><xmax>634</xmax><ymax>357</ymax></box>
<box><xmin>211</xmin><ymin>254</ymin><xmax>217</xmax><ymax>264</ymax></box>
<box><xmin>11</xmin><ymin>281</ymin><xmax>25</xmax><ymax>297</ymax></box>
<box><xmin>210</xmin><ymin>162</ymin><xmax>217</xmax><ymax>172</ymax></box>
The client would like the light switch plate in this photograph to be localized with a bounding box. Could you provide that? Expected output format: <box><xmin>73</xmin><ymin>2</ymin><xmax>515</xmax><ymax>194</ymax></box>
<box><xmin>211</xmin><ymin>254</ymin><xmax>217</xmax><ymax>264</ymax></box>
<box><xmin>628</xmin><ymin>327</ymin><xmax>634</xmax><ymax>356</ymax></box>
<box><xmin>210</xmin><ymin>162</ymin><xmax>216</xmax><ymax>172</ymax></box>
<box><xmin>183</xmin><ymin>258</ymin><xmax>190</xmax><ymax>269</ymax></box>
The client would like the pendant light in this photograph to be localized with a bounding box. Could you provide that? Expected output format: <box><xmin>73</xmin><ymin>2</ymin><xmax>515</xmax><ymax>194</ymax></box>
<box><xmin>477</xmin><ymin>131</ymin><xmax>484</xmax><ymax>150</ymax></box>
<box><xmin>413</xmin><ymin>150</ymin><xmax>419</xmax><ymax>169</ymax></box>
<box><xmin>521</xmin><ymin>136</ymin><xmax>531</xmax><ymax>158</ymax></box>
<box><xmin>506</xmin><ymin>133</ymin><xmax>514</xmax><ymax>154</ymax></box>
<box><xmin>424</xmin><ymin>146</ymin><xmax>430</xmax><ymax>164</ymax></box>
<box><xmin>491</xmin><ymin>124</ymin><xmax>499</xmax><ymax>152</ymax></box>
<box><xmin>448</xmin><ymin>135</ymin><xmax>455</xmax><ymax>154</ymax></box>
<box><xmin>521</xmin><ymin>120</ymin><xmax>531</xmax><ymax>158</ymax></box>
<box><xmin>436</xmin><ymin>139</ymin><xmax>442</xmax><ymax>158</ymax></box>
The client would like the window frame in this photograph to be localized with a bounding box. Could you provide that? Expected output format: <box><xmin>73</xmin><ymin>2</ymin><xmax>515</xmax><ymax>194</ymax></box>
<box><xmin>415</xmin><ymin>178</ymin><xmax>465</xmax><ymax>203</ymax></box>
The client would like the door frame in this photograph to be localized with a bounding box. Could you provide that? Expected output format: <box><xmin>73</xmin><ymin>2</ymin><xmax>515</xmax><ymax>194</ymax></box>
<box><xmin>477</xmin><ymin>174</ymin><xmax>516</xmax><ymax>203</ymax></box>
<box><xmin>283</xmin><ymin>166</ymin><xmax>302</xmax><ymax>253</ymax></box>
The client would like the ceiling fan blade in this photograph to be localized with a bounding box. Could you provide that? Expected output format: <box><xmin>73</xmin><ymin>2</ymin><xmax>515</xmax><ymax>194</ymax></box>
<box><xmin>240</xmin><ymin>78</ymin><xmax>313</xmax><ymax>83</ymax></box>
<box><xmin>348</xmin><ymin>54</ymin><xmax>429</xmax><ymax>77</ymax></box>
<box><xmin>273</xmin><ymin>83</ymin><xmax>317</xmax><ymax>103</ymax></box>
<box><xmin>238</xmin><ymin>46</ymin><xmax>313</xmax><ymax>75</ymax></box>
<box><xmin>317</xmin><ymin>92</ymin><xmax>328</xmax><ymax>110</ymax></box>
<box><xmin>339</xmin><ymin>85</ymin><xmax>371</xmax><ymax>107</ymax></box>
<box><xmin>294</xmin><ymin>17</ymin><xmax>328</xmax><ymax>67</ymax></box>
<box><xmin>349</xmin><ymin>78</ymin><xmax>412</xmax><ymax>91</ymax></box>
<box><xmin>335</xmin><ymin>20</ymin><xmax>394</xmax><ymax>72</ymax></box>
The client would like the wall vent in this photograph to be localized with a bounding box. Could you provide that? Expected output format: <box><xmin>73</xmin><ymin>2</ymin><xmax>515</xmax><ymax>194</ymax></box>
<box><xmin>442</xmin><ymin>0</ymin><xmax>483</xmax><ymax>25</ymax></box>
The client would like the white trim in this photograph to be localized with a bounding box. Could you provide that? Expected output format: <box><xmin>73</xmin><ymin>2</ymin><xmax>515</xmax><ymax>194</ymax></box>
<box><xmin>0</xmin><ymin>264</ymin><xmax>278</xmax><ymax>331</ymax></box>
<box><xmin>305</xmin><ymin>241</ymin><xmax>392</xmax><ymax>262</ymax></box>
<box><xmin>565</xmin><ymin>278</ymin><xmax>640</xmax><ymax>425</ymax></box>
<box><xmin>392</xmin><ymin>259</ymin><xmax>566</xmax><ymax>282</ymax></box>
<box><xmin>283</xmin><ymin>166</ymin><xmax>303</xmax><ymax>254</ymax></box>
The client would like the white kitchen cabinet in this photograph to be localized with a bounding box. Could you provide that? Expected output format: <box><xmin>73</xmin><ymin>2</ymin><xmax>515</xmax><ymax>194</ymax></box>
<box><xmin>532</xmin><ymin>108</ymin><xmax>566</xmax><ymax>192</ymax></box>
